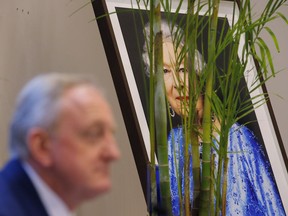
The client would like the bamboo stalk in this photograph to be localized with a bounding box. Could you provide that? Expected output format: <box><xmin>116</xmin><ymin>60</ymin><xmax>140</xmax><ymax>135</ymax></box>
<box><xmin>183</xmin><ymin>1</ymin><xmax>197</xmax><ymax>216</ymax></box>
<box><xmin>153</xmin><ymin>1</ymin><xmax>172</xmax><ymax>215</ymax></box>
<box><xmin>215</xmin><ymin>135</ymin><xmax>229</xmax><ymax>216</ymax></box>
<box><xmin>184</xmin><ymin>1</ymin><xmax>203</xmax><ymax>215</ymax></box>
<box><xmin>199</xmin><ymin>0</ymin><xmax>220</xmax><ymax>215</ymax></box>
<box><xmin>148</xmin><ymin>1</ymin><xmax>157</xmax><ymax>215</ymax></box>
<box><xmin>184</xmin><ymin>122</ymin><xmax>191</xmax><ymax>216</ymax></box>
<box><xmin>210</xmin><ymin>153</ymin><xmax>216</xmax><ymax>215</ymax></box>
<box><xmin>221</xmin><ymin>157</ymin><xmax>229</xmax><ymax>216</ymax></box>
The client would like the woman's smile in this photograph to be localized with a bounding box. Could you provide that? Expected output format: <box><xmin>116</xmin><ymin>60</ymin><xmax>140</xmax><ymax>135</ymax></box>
<box><xmin>175</xmin><ymin>96</ymin><xmax>189</xmax><ymax>101</ymax></box>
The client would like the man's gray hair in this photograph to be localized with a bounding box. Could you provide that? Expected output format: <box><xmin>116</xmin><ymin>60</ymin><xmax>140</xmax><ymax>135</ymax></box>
<box><xmin>142</xmin><ymin>19</ymin><xmax>204</xmax><ymax>77</ymax></box>
<box><xmin>9</xmin><ymin>73</ymin><xmax>94</xmax><ymax>159</ymax></box>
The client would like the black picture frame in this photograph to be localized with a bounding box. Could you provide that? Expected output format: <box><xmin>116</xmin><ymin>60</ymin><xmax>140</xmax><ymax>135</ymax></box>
<box><xmin>91</xmin><ymin>0</ymin><xmax>288</xmax><ymax>208</ymax></box>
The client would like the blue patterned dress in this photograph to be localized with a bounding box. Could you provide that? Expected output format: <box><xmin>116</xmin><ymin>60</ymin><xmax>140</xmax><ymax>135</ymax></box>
<box><xmin>163</xmin><ymin>122</ymin><xmax>285</xmax><ymax>216</ymax></box>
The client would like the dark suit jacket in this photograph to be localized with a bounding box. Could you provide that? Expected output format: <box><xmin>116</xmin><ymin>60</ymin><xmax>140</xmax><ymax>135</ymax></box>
<box><xmin>0</xmin><ymin>159</ymin><xmax>49</xmax><ymax>216</ymax></box>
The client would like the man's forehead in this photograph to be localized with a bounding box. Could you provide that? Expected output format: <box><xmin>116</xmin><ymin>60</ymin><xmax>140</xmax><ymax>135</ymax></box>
<box><xmin>60</xmin><ymin>85</ymin><xmax>105</xmax><ymax>108</ymax></box>
<box><xmin>59</xmin><ymin>85</ymin><xmax>115</xmax><ymax>124</ymax></box>
<box><xmin>66</xmin><ymin>84</ymin><xmax>101</xmax><ymax>99</ymax></box>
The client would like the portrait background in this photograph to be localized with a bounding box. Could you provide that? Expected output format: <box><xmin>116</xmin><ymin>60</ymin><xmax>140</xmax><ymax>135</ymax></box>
<box><xmin>116</xmin><ymin>8</ymin><xmax>265</xmax><ymax>151</ymax></box>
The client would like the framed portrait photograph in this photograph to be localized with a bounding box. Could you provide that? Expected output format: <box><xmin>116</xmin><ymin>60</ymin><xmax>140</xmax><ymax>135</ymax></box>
<box><xmin>92</xmin><ymin>0</ymin><xmax>288</xmax><ymax>212</ymax></box>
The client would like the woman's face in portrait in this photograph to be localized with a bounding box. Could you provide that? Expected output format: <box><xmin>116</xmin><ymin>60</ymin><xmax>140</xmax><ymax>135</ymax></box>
<box><xmin>163</xmin><ymin>41</ymin><xmax>189</xmax><ymax>116</ymax></box>
<box><xmin>163</xmin><ymin>41</ymin><xmax>204</xmax><ymax>119</ymax></box>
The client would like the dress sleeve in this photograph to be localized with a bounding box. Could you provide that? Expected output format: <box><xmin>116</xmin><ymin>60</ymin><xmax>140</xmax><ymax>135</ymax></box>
<box><xmin>226</xmin><ymin>123</ymin><xmax>286</xmax><ymax>215</ymax></box>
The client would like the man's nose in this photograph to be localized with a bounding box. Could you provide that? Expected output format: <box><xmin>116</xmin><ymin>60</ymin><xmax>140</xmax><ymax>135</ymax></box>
<box><xmin>105</xmin><ymin>138</ymin><xmax>121</xmax><ymax>161</ymax></box>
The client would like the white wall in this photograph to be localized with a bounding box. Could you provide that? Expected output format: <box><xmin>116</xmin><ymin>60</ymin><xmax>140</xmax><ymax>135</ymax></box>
<box><xmin>0</xmin><ymin>0</ymin><xmax>147</xmax><ymax>215</ymax></box>
<box><xmin>260</xmin><ymin>4</ymin><xmax>288</xmax><ymax>154</ymax></box>
<box><xmin>0</xmin><ymin>0</ymin><xmax>287</xmax><ymax>215</ymax></box>
<box><xmin>252</xmin><ymin>1</ymin><xmax>288</xmax><ymax>209</ymax></box>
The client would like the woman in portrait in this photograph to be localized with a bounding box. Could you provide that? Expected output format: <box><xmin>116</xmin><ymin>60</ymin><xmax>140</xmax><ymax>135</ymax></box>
<box><xmin>142</xmin><ymin>19</ymin><xmax>285</xmax><ymax>216</ymax></box>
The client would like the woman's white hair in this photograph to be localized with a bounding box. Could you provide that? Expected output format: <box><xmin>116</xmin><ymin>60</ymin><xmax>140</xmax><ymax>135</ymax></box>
<box><xmin>142</xmin><ymin>19</ymin><xmax>204</xmax><ymax>77</ymax></box>
<box><xmin>9</xmin><ymin>73</ymin><xmax>95</xmax><ymax>159</ymax></box>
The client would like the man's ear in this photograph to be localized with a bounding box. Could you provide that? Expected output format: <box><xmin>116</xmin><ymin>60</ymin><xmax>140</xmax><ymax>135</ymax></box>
<box><xmin>26</xmin><ymin>128</ymin><xmax>53</xmax><ymax>167</ymax></box>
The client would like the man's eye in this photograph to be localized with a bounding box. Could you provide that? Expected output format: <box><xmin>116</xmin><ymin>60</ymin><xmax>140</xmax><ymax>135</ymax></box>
<box><xmin>80</xmin><ymin>129</ymin><xmax>104</xmax><ymax>143</ymax></box>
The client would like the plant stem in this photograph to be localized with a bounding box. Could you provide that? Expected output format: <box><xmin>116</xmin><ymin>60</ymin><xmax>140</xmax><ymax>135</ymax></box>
<box><xmin>199</xmin><ymin>0</ymin><xmax>220</xmax><ymax>215</ymax></box>
<box><xmin>153</xmin><ymin>1</ymin><xmax>172</xmax><ymax>215</ymax></box>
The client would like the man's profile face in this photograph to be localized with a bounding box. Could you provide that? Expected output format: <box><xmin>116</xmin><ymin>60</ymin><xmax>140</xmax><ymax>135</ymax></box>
<box><xmin>49</xmin><ymin>85</ymin><xmax>120</xmax><ymax>201</ymax></box>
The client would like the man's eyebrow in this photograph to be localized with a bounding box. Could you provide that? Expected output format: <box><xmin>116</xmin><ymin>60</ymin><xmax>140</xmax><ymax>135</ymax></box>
<box><xmin>86</xmin><ymin>121</ymin><xmax>116</xmax><ymax>130</ymax></box>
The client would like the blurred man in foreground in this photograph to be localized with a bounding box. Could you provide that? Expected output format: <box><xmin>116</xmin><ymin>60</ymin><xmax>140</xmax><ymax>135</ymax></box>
<box><xmin>0</xmin><ymin>73</ymin><xmax>120</xmax><ymax>216</ymax></box>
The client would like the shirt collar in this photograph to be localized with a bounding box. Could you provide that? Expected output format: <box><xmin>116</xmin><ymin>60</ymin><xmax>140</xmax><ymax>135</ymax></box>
<box><xmin>22</xmin><ymin>161</ymin><xmax>75</xmax><ymax>216</ymax></box>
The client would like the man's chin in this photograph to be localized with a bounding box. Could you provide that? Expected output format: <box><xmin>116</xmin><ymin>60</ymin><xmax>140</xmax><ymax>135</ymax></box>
<box><xmin>83</xmin><ymin>180</ymin><xmax>112</xmax><ymax>200</ymax></box>
<box><xmin>93</xmin><ymin>180</ymin><xmax>112</xmax><ymax>195</ymax></box>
